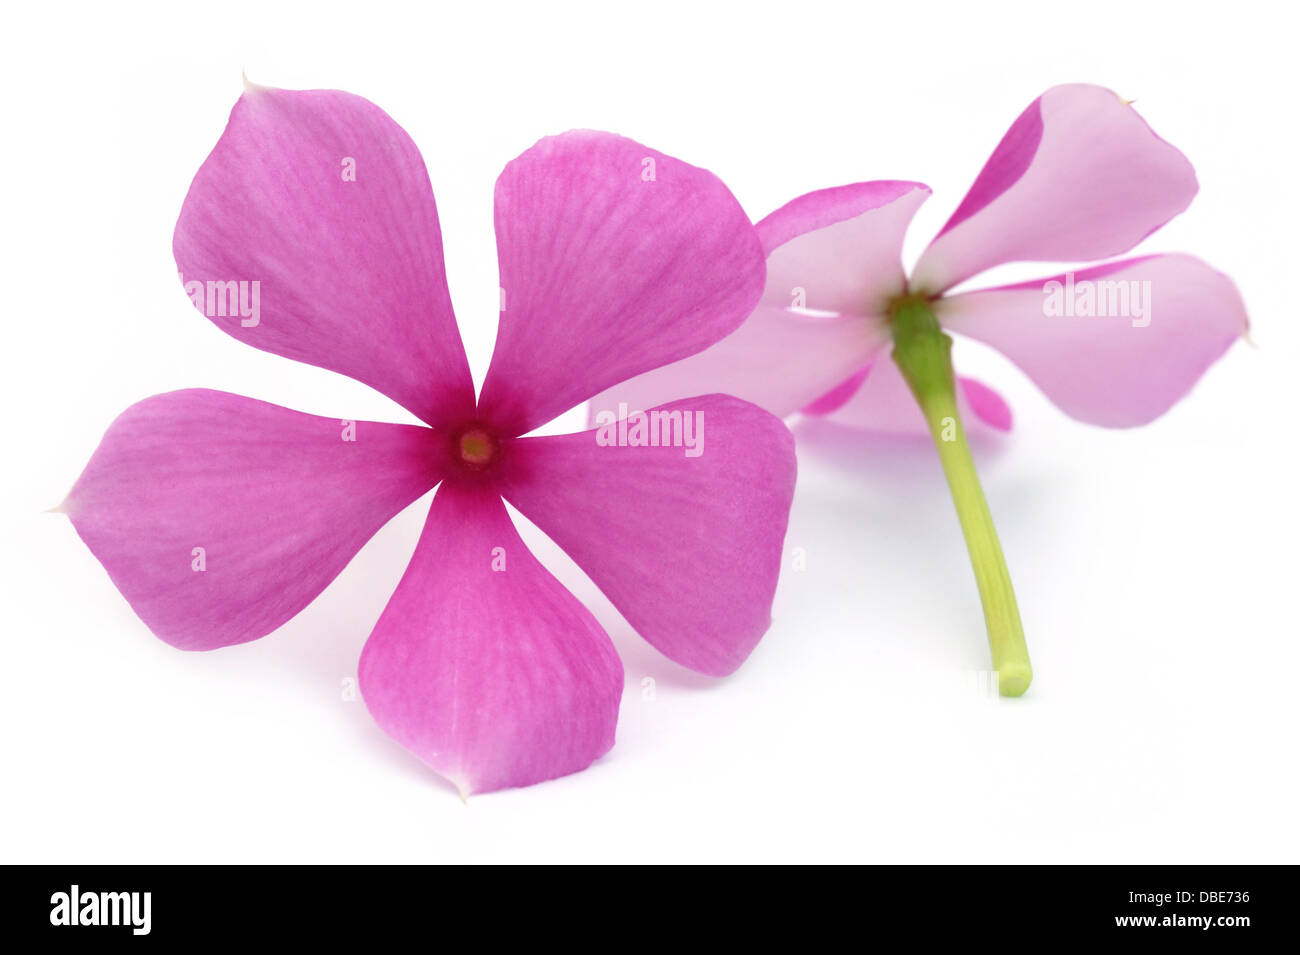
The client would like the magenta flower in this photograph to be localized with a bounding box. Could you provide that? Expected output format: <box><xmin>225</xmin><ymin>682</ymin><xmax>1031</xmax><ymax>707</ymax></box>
<box><xmin>596</xmin><ymin>84</ymin><xmax>1248</xmax><ymax>694</ymax></box>
<box><xmin>60</xmin><ymin>84</ymin><xmax>796</xmax><ymax>795</ymax></box>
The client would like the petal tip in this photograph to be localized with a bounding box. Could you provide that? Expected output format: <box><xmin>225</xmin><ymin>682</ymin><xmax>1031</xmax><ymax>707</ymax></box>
<box><xmin>240</xmin><ymin>70</ymin><xmax>271</xmax><ymax>95</ymax></box>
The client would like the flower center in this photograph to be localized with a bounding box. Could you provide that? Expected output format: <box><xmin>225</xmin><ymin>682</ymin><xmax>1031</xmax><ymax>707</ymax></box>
<box><xmin>456</xmin><ymin>426</ymin><xmax>497</xmax><ymax>470</ymax></box>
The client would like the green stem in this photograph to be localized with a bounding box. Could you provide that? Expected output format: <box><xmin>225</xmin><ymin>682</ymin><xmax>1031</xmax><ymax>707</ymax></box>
<box><xmin>890</xmin><ymin>295</ymin><xmax>1032</xmax><ymax>697</ymax></box>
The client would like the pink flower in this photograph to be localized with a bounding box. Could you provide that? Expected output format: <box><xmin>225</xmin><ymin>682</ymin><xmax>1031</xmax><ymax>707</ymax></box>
<box><xmin>60</xmin><ymin>84</ymin><xmax>796</xmax><ymax>795</ymax></box>
<box><xmin>595</xmin><ymin>84</ymin><xmax>1247</xmax><ymax>434</ymax></box>
<box><xmin>594</xmin><ymin>84</ymin><xmax>1248</xmax><ymax>696</ymax></box>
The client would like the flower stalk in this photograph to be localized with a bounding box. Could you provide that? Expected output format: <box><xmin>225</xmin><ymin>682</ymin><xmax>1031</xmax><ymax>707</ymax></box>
<box><xmin>889</xmin><ymin>295</ymin><xmax>1032</xmax><ymax>696</ymax></box>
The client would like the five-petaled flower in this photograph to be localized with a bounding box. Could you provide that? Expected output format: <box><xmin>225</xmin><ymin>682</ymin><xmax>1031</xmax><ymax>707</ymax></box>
<box><xmin>61</xmin><ymin>84</ymin><xmax>796</xmax><ymax>796</ymax></box>
<box><xmin>596</xmin><ymin>84</ymin><xmax>1248</xmax><ymax>694</ymax></box>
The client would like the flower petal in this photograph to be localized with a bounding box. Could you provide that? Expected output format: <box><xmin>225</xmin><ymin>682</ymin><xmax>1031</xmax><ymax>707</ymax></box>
<box><xmin>757</xmin><ymin>180</ymin><xmax>930</xmax><ymax>314</ymax></box>
<box><xmin>359</xmin><ymin>482</ymin><xmax>623</xmax><ymax>796</ymax></box>
<box><xmin>63</xmin><ymin>390</ymin><xmax>444</xmax><ymax>650</ymax></box>
<box><xmin>477</xmin><ymin>131</ymin><xmax>765</xmax><ymax>436</ymax></box>
<box><xmin>812</xmin><ymin>359</ymin><xmax>1013</xmax><ymax>435</ymax></box>
<box><xmin>585</xmin><ymin>306</ymin><xmax>888</xmax><ymax>426</ymax></box>
<box><xmin>937</xmin><ymin>254</ymin><xmax>1247</xmax><ymax>427</ymax></box>
<box><xmin>911</xmin><ymin>85</ymin><xmax>1198</xmax><ymax>294</ymax></box>
<box><xmin>958</xmin><ymin>376</ymin><xmax>1014</xmax><ymax>432</ymax></box>
<box><xmin>497</xmin><ymin>394</ymin><xmax>796</xmax><ymax>676</ymax></box>
<box><xmin>174</xmin><ymin>86</ymin><xmax>476</xmax><ymax>429</ymax></box>
<box><xmin>800</xmin><ymin>366</ymin><xmax>871</xmax><ymax>416</ymax></box>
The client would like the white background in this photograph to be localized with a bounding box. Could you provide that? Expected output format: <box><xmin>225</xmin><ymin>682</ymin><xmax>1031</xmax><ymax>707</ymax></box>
<box><xmin>2</xmin><ymin>0</ymin><xmax>1296</xmax><ymax>863</ymax></box>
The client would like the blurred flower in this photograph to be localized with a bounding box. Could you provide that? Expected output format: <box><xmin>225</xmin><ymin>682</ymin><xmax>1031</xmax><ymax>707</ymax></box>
<box><xmin>598</xmin><ymin>84</ymin><xmax>1248</xmax><ymax>694</ymax></box>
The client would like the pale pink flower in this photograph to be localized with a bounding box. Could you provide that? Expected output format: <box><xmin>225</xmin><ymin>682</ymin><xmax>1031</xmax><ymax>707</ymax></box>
<box><xmin>596</xmin><ymin>84</ymin><xmax>1247</xmax><ymax>695</ymax></box>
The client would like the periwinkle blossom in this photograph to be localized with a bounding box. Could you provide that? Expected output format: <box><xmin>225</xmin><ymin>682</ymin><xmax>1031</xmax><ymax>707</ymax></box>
<box><xmin>596</xmin><ymin>85</ymin><xmax>1248</xmax><ymax>695</ymax></box>
<box><xmin>61</xmin><ymin>84</ymin><xmax>796</xmax><ymax>795</ymax></box>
